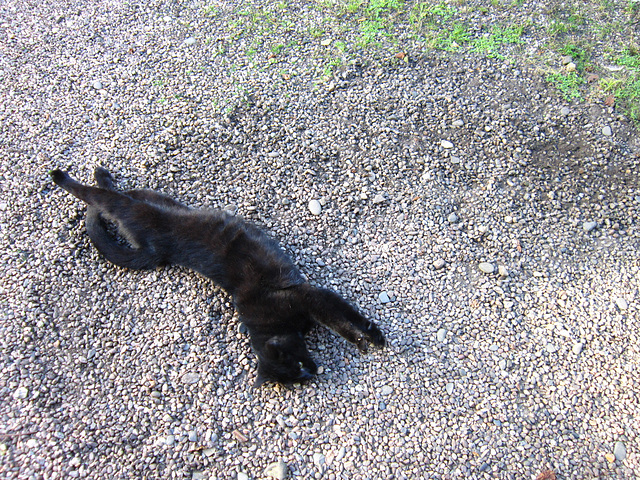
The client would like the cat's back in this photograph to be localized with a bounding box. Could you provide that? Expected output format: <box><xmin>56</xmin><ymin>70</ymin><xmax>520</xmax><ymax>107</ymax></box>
<box><xmin>166</xmin><ymin>207</ymin><xmax>303</xmax><ymax>292</ymax></box>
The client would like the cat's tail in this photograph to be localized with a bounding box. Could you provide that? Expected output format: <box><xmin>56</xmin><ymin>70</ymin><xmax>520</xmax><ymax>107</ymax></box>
<box><xmin>51</xmin><ymin>169</ymin><xmax>160</xmax><ymax>270</ymax></box>
<box><xmin>298</xmin><ymin>284</ymin><xmax>386</xmax><ymax>352</ymax></box>
<box><xmin>85</xmin><ymin>208</ymin><xmax>161</xmax><ymax>270</ymax></box>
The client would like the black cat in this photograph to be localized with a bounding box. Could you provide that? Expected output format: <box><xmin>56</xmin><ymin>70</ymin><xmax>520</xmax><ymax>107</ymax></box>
<box><xmin>51</xmin><ymin>168</ymin><xmax>385</xmax><ymax>386</ymax></box>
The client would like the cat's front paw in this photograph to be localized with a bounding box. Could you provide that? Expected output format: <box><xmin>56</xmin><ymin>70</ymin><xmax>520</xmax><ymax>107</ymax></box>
<box><xmin>355</xmin><ymin>321</ymin><xmax>385</xmax><ymax>353</ymax></box>
<box><xmin>364</xmin><ymin>320</ymin><xmax>386</xmax><ymax>347</ymax></box>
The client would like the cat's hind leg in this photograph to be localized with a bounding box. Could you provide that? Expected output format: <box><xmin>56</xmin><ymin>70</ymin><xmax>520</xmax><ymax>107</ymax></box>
<box><xmin>85</xmin><ymin>209</ymin><xmax>161</xmax><ymax>270</ymax></box>
<box><xmin>52</xmin><ymin>169</ymin><xmax>163</xmax><ymax>270</ymax></box>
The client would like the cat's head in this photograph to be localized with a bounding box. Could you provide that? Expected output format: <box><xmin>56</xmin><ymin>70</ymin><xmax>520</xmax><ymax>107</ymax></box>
<box><xmin>253</xmin><ymin>333</ymin><xmax>318</xmax><ymax>387</ymax></box>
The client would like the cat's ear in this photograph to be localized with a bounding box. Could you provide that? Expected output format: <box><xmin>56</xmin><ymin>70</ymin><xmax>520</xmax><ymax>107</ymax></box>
<box><xmin>254</xmin><ymin>369</ymin><xmax>269</xmax><ymax>388</ymax></box>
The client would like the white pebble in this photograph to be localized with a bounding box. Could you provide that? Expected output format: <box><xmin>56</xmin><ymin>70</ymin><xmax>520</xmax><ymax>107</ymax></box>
<box><xmin>572</xmin><ymin>343</ymin><xmax>584</xmax><ymax>355</ymax></box>
<box><xmin>583</xmin><ymin>221</ymin><xmax>597</xmax><ymax>232</ymax></box>
<box><xmin>478</xmin><ymin>262</ymin><xmax>495</xmax><ymax>274</ymax></box>
<box><xmin>441</xmin><ymin>140</ymin><xmax>454</xmax><ymax>149</ymax></box>
<box><xmin>436</xmin><ymin>328</ymin><xmax>447</xmax><ymax>342</ymax></box>
<box><xmin>308</xmin><ymin>200</ymin><xmax>322</xmax><ymax>215</ymax></box>
<box><xmin>378</xmin><ymin>292</ymin><xmax>390</xmax><ymax>304</ymax></box>
<box><xmin>615</xmin><ymin>298</ymin><xmax>628</xmax><ymax>310</ymax></box>
<box><xmin>181</xmin><ymin>372</ymin><xmax>200</xmax><ymax>384</ymax></box>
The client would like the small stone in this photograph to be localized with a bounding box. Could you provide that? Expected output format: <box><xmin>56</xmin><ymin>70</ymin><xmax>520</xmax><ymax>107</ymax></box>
<box><xmin>320</xmin><ymin>38</ymin><xmax>331</xmax><ymax>46</ymax></box>
<box><xmin>445</xmin><ymin>383</ymin><xmax>454</xmax><ymax>394</ymax></box>
<box><xmin>498</xmin><ymin>265</ymin><xmax>509</xmax><ymax>277</ymax></box>
<box><xmin>13</xmin><ymin>387</ymin><xmax>28</xmax><ymax>400</ymax></box>
<box><xmin>503</xmin><ymin>300</ymin><xmax>514</xmax><ymax>309</ymax></box>
<box><xmin>560</xmin><ymin>107</ymin><xmax>570</xmax><ymax>115</ymax></box>
<box><xmin>191</xmin><ymin>472</ymin><xmax>205</xmax><ymax>480</ymax></box>
<box><xmin>504</xmin><ymin>215</ymin><xmax>513</xmax><ymax>223</ymax></box>
<box><xmin>378</xmin><ymin>292</ymin><xmax>390</xmax><ymax>304</ymax></box>
<box><xmin>572</xmin><ymin>343</ymin><xmax>584</xmax><ymax>355</ymax></box>
<box><xmin>372</xmin><ymin>194</ymin><xmax>386</xmax><ymax>204</ymax></box>
<box><xmin>565</xmin><ymin>62</ymin><xmax>577</xmax><ymax>72</ymax></box>
<box><xmin>498</xmin><ymin>359</ymin><xmax>507</xmax><ymax>370</ymax></box>
<box><xmin>447</xmin><ymin>212</ymin><xmax>459</xmax><ymax>223</ymax></box>
<box><xmin>478</xmin><ymin>262</ymin><xmax>495</xmax><ymax>274</ymax></box>
<box><xmin>602</xmin><ymin>126</ymin><xmax>612</xmax><ymax>136</ymax></box>
<box><xmin>238</xmin><ymin>323</ymin><xmax>248</xmax><ymax>334</ymax></box>
<box><xmin>188</xmin><ymin>431</ymin><xmax>198</xmax><ymax>442</ymax></box>
<box><xmin>545</xmin><ymin>343</ymin><xmax>557</xmax><ymax>354</ymax></box>
<box><xmin>583</xmin><ymin>221</ymin><xmax>598</xmax><ymax>232</ymax></box>
<box><xmin>308</xmin><ymin>200</ymin><xmax>322</xmax><ymax>215</ymax></box>
<box><xmin>615</xmin><ymin>298</ymin><xmax>628</xmax><ymax>310</ymax></box>
<box><xmin>452</xmin><ymin>119</ymin><xmax>464</xmax><ymax>127</ymax></box>
<box><xmin>184</xmin><ymin>37</ymin><xmax>197</xmax><ymax>46</ymax></box>
<box><xmin>313</xmin><ymin>452</ymin><xmax>326</xmax><ymax>467</ymax></box>
<box><xmin>203</xmin><ymin>448</ymin><xmax>217</xmax><ymax>457</ymax></box>
<box><xmin>265</xmin><ymin>460</ymin><xmax>287</xmax><ymax>479</ymax></box>
<box><xmin>561</xmin><ymin>55</ymin><xmax>573</xmax><ymax>65</ymax></box>
<box><xmin>237</xmin><ymin>473</ymin><xmax>249</xmax><ymax>480</ymax></box>
<box><xmin>433</xmin><ymin>258</ymin><xmax>446</xmax><ymax>270</ymax></box>
<box><xmin>224</xmin><ymin>204</ymin><xmax>238</xmax><ymax>215</ymax></box>
<box><xmin>441</xmin><ymin>140</ymin><xmax>454</xmax><ymax>149</ymax></box>
<box><xmin>381</xmin><ymin>385</ymin><xmax>393</xmax><ymax>395</ymax></box>
<box><xmin>69</xmin><ymin>457</ymin><xmax>81</xmax><ymax>468</ymax></box>
<box><xmin>614</xmin><ymin>441</ymin><xmax>626</xmax><ymax>461</ymax></box>
<box><xmin>605</xmin><ymin>453</ymin><xmax>616</xmax><ymax>463</ymax></box>
<box><xmin>92</xmin><ymin>80</ymin><xmax>103</xmax><ymax>90</ymax></box>
<box><xmin>436</xmin><ymin>328</ymin><xmax>447</xmax><ymax>342</ymax></box>
<box><xmin>165</xmin><ymin>435</ymin><xmax>175</xmax><ymax>446</ymax></box>
<box><xmin>181</xmin><ymin>373</ymin><xmax>200</xmax><ymax>384</ymax></box>
<box><xmin>26</xmin><ymin>439</ymin><xmax>38</xmax><ymax>449</ymax></box>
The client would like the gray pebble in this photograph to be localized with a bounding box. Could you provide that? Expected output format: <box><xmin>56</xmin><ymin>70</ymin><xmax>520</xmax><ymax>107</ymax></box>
<box><xmin>378</xmin><ymin>292</ymin><xmax>390</xmax><ymax>304</ymax></box>
<box><xmin>381</xmin><ymin>385</ymin><xmax>393</xmax><ymax>395</ymax></box>
<box><xmin>614</xmin><ymin>441</ymin><xmax>627</xmax><ymax>461</ymax></box>
<box><xmin>602</xmin><ymin>125</ymin><xmax>612</xmax><ymax>136</ymax></box>
<box><xmin>447</xmin><ymin>212</ymin><xmax>459</xmax><ymax>223</ymax></box>
<box><xmin>433</xmin><ymin>258</ymin><xmax>446</xmax><ymax>270</ymax></box>
<box><xmin>572</xmin><ymin>343</ymin><xmax>584</xmax><ymax>355</ymax></box>
<box><xmin>452</xmin><ymin>119</ymin><xmax>464</xmax><ymax>127</ymax></box>
<box><xmin>237</xmin><ymin>473</ymin><xmax>249</xmax><ymax>480</ymax></box>
<box><xmin>313</xmin><ymin>452</ymin><xmax>326</xmax><ymax>467</ymax></box>
<box><xmin>583</xmin><ymin>221</ymin><xmax>598</xmax><ymax>232</ymax></box>
<box><xmin>436</xmin><ymin>328</ymin><xmax>447</xmax><ymax>342</ymax></box>
<box><xmin>184</xmin><ymin>37</ymin><xmax>197</xmax><ymax>46</ymax></box>
<box><xmin>445</xmin><ymin>383</ymin><xmax>454</xmax><ymax>394</ymax></box>
<box><xmin>92</xmin><ymin>80</ymin><xmax>103</xmax><ymax>90</ymax></box>
<box><xmin>560</xmin><ymin>107</ymin><xmax>570</xmax><ymax>115</ymax></box>
<box><xmin>188</xmin><ymin>431</ymin><xmax>197</xmax><ymax>442</ymax></box>
<box><xmin>264</xmin><ymin>460</ymin><xmax>287</xmax><ymax>479</ymax></box>
<box><xmin>372</xmin><ymin>194</ymin><xmax>386</xmax><ymax>204</ymax></box>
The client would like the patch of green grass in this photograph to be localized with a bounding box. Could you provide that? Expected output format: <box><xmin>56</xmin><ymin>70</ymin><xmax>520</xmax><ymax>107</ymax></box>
<box><xmin>546</xmin><ymin>71</ymin><xmax>585</xmax><ymax>100</ymax></box>
<box><xmin>409</xmin><ymin>2</ymin><xmax>457</xmax><ymax>30</ymax></box>
<box><xmin>435</xmin><ymin>23</ymin><xmax>468</xmax><ymax>51</ymax></box>
<box><xmin>469</xmin><ymin>24</ymin><xmax>524</xmax><ymax>58</ymax></box>
<box><xmin>559</xmin><ymin>43</ymin><xmax>589</xmax><ymax>71</ymax></box>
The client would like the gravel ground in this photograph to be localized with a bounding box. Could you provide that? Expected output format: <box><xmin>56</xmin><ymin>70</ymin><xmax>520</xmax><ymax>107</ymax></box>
<box><xmin>1</xmin><ymin>1</ymin><xmax>639</xmax><ymax>479</ymax></box>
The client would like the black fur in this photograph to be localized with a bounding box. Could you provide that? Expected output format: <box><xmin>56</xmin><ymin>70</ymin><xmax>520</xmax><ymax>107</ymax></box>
<box><xmin>51</xmin><ymin>168</ymin><xmax>385</xmax><ymax>385</ymax></box>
